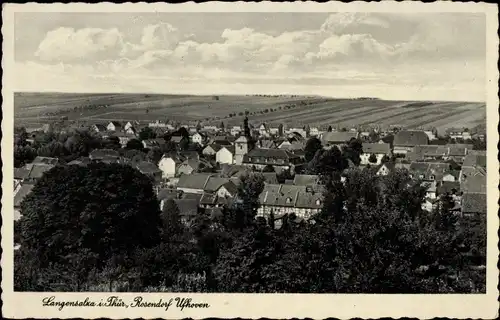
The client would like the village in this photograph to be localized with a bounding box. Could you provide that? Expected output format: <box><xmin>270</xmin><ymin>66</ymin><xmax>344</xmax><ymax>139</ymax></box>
<box><xmin>14</xmin><ymin>116</ymin><xmax>487</xmax><ymax>231</ymax></box>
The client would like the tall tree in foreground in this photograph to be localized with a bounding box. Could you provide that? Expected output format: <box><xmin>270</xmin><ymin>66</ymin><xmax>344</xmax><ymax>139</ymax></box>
<box><xmin>15</xmin><ymin>163</ymin><xmax>162</xmax><ymax>291</ymax></box>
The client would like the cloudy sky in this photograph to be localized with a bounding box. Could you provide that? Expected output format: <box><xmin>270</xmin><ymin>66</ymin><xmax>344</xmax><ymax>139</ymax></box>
<box><xmin>14</xmin><ymin>12</ymin><xmax>486</xmax><ymax>101</ymax></box>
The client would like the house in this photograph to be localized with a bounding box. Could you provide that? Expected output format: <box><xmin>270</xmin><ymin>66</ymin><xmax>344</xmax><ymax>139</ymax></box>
<box><xmin>447</xmin><ymin>128</ymin><xmax>472</xmax><ymax>141</ymax></box>
<box><xmin>462</xmin><ymin>153</ymin><xmax>487</xmax><ymax>169</ymax></box>
<box><xmin>124</xmin><ymin>121</ymin><xmax>140</xmax><ymax>131</ymax></box>
<box><xmin>360</xmin><ymin>143</ymin><xmax>391</xmax><ymax>165</ymax></box>
<box><xmin>177</xmin><ymin>173</ymin><xmax>214</xmax><ymax>194</ymax></box>
<box><xmin>422</xmin><ymin>198</ymin><xmax>439</xmax><ymax>212</ymax></box>
<box><xmin>219</xmin><ymin>163</ymin><xmax>249</xmax><ymax>178</ymax></box>
<box><xmin>278</xmin><ymin>140</ymin><xmax>305</xmax><ymax>151</ymax></box>
<box><xmin>106</xmin><ymin>121</ymin><xmax>122</xmax><ymax>132</ymax></box>
<box><xmin>215</xmin><ymin>145</ymin><xmax>235</xmax><ymax>165</ymax></box>
<box><xmin>407</xmin><ymin>145</ymin><xmax>448</xmax><ymax>162</ymax></box>
<box><xmin>446</xmin><ymin>144</ymin><xmax>472</xmax><ymax>163</ymax></box>
<box><xmin>442</xmin><ymin>170</ymin><xmax>460</xmax><ymax>182</ymax></box>
<box><xmin>158</xmin><ymin>154</ymin><xmax>182</xmax><ymax>178</ymax></box>
<box><xmin>258</xmin><ymin>139</ymin><xmax>277</xmax><ymax>149</ymax></box>
<box><xmin>14</xmin><ymin>163</ymin><xmax>55</xmax><ymax>184</ymax></box>
<box><xmin>437</xmin><ymin>181</ymin><xmax>461</xmax><ymax>196</ymax></box>
<box><xmin>32</xmin><ymin>156</ymin><xmax>59</xmax><ymax>166</ymax></box>
<box><xmin>202</xmin><ymin>125</ymin><xmax>219</xmax><ymax>132</ymax></box>
<box><xmin>135</xmin><ymin>161</ymin><xmax>162</xmax><ymax>182</ymax></box>
<box><xmin>230</xmin><ymin>126</ymin><xmax>242</xmax><ymax>136</ymax></box>
<box><xmin>309</xmin><ymin>127</ymin><xmax>320</xmax><ymax>137</ymax></box>
<box><xmin>460</xmin><ymin>170</ymin><xmax>487</xmax><ymax>194</ymax></box>
<box><xmin>142</xmin><ymin>138</ymin><xmax>166</xmax><ymax>150</ymax></box>
<box><xmin>243</xmin><ymin>148</ymin><xmax>302</xmax><ymax>171</ymax></box>
<box><xmin>212</xmin><ymin>135</ymin><xmax>235</xmax><ymax>146</ymax></box>
<box><xmin>259</xmin><ymin>123</ymin><xmax>270</xmax><ymax>137</ymax></box>
<box><xmin>170</xmin><ymin>136</ymin><xmax>184</xmax><ymax>144</ymax></box>
<box><xmin>89</xmin><ymin>149</ymin><xmax>121</xmax><ymax>163</ymax></box>
<box><xmin>375</xmin><ymin>162</ymin><xmax>395</xmax><ymax>176</ymax></box>
<box><xmin>110</xmin><ymin>131</ymin><xmax>133</xmax><ymax>147</ymax></box>
<box><xmin>177</xmin><ymin>158</ymin><xmax>212</xmax><ymax>176</ymax></box>
<box><xmin>125</xmin><ymin>126</ymin><xmax>137</xmax><ymax>135</ymax></box>
<box><xmin>202</xmin><ymin>144</ymin><xmax>222</xmax><ymax>157</ymax></box>
<box><xmin>257</xmin><ymin>184</ymin><xmax>325</xmax><ymax>220</ymax></box>
<box><xmin>321</xmin><ymin>132</ymin><xmax>358</xmax><ymax>149</ymax></box>
<box><xmin>408</xmin><ymin>162</ymin><xmax>450</xmax><ymax>182</ymax></box>
<box><xmin>161</xmin><ymin>198</ymin><xmax>199</xmax><ymax>224</ymax></box>
<box><xmin>393</xmin><ymin>130</ymin><xmax>429</xmax><ymax>155</ymax></box>
<box><xmin>91</xmin><ymin>124</ymin><xmax>107</xmax><ymax>133</ymax></box>
<box><xmin>14</xmin><ymin>184</ymin><xmax>34</xmax><ymax>221</ymax></box>
<box><xmin>293</xmin><ymin>174</ymin><xmax>320</xmax><ymax>186</ymax></box>
<box><xmin>68</xmin><ymin>157</ymin><xmax>91</xmax><ymax>166</ymax></box>
<box><xmin>261</xmin><ymin>172</ymin><xmax>279</xmax><ymax>184</ymax></box>
<box><xmin>191</xmin><ymin>132</ymin><xmax>205</xmax><ymax>146</ymax></box>
<box><xmin>461</xmin><ymin>193</ymin><xmax>487</xmax><ymax>216</ymax></box>
<box><xmin>421</xmin><ymin>181</ymin><xmax>438</xmax><ymax>199</ymax></box>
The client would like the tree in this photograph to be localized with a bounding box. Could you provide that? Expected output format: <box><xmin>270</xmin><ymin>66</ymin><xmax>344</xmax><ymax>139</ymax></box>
<box><xmin>64</xmin><ymin>129</ymin><xmax>102</xmax><ymax>158</ymax></box>
<box><xmin>177</xmin><ymin>127</ymin><xmax>189</xmax><ymax>138</ymax></box>
<box><xmin>16</xmin><ymin>163</ymin><xmax>162</xmax><ymax>291</ymax></box>
<box><xmin>14</xmin><ymin>145</ymin><xmax>38</xmax><ymax>167</ymax></box>
<box><xmin>328</xmin><ymin>125</ymin><xmax>333</xmax><ymax>132</ymax></box>
<box><xmin>262</xmin><ymin>164</ymin><xmax>275</xmax><ymax>173</ymax></box>
<box><xmin>126</xmin><ymin>139</ymin><xmax>144</xmax><ymax>151</ymax></box>
<box><xmin>102</xmin><ymin>136</ymin><xmax>121</xmax><ymax>150</ymax></box>
<box><xmin>304</xmin><ymin>137</ymin><xmax>323</xmax><ymax>162</ymax></box>
<box><xmin>139</xmin><ymin>127</ymin><xmax>157</xmax><ymax>141</ymax></box>
<box><xmin>161</xmin><ymin>199</ymin><xmax>184</xmax><ymax>239</ymax></box>
<box><xmin>196</xmin><ymin>121</ymin><xmax>202</xmax><ymax>132</ymax></box>
<box><xmin>226</xmin><ymin>173</ymin><xmax>265</xmax><ymax>231</ymax></box>
<box><xmin>147</xmin><ymin>147</ymin><xmax>164</xmax><ymax>164</ymax></box>
<box><xmin>220</xmin><ymin>121</ymin><xmax>225</xmax><ymax>131</ymax></box>
<box><xmin>179</xmin><ymin>136</ymin><xmax>190</xmax><ymax>151</ymax></box>
<box><xmin>343</xmin><ymin>138</ymin><xmax>363</xmax><ymax>166</ymax></box>
<box><xmin>368</xmin><ymin>153</ymin><xmax>377</xmax><ymax>164</ymax></box>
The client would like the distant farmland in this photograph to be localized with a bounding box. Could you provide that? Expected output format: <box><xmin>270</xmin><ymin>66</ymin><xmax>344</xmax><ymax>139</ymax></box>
<box><xmin>14</xmin><ymin>92</ymin><xmax>486</xmax><ymax>134</ymax></box>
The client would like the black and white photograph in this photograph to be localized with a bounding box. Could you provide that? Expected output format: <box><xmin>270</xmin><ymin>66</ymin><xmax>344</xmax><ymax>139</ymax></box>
<box><xmin>2</xmin><ymin>2</ymin><xmax>498</xmax><ymax>319</ymax></box>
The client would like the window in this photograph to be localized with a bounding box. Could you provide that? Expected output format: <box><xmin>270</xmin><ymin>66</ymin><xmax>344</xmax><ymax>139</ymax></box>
<box><xmin>315</xmin><ymin>199</ymin><xmax>322</xmax><ymax>206</ymax></box>
<box><xmin>286</xmin><ymin>197</ymin><xmax>292</xmax><ymax>204</ymax></box>
<box><xmin>430</xmin><ymin>175</ymin><xmax>435</xmax><ymax>180</ymax></box>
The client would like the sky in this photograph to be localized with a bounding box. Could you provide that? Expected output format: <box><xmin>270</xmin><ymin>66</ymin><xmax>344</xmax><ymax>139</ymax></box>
<box><xmin>13</xmin><ymin>12</ymin><xmax>486</xmax><ymax>101</ymax></box>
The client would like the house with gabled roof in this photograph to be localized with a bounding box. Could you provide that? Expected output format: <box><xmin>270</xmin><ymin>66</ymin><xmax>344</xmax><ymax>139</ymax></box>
<box><xmin>89</xmin><ymin>149</ymin><xmax>121</xmax><ymax>163</ymax></box>
<box><xmin>216</xmin><ymin>146</ymin><xmax>236</xmax><ymax>164</ymax></box>
<box><xmin>257</xmin><ymin>184</ymin><xmax>325</xmax><ymax>220</ymax></box>
<box><xmin>142</xmin><ymin>138</ymin><xmax>166</xmax><ymax>150</ymax></box>
<box><xmin>321</xmin><ymin>131</ymin><xmax>358</xmax><ymax>149</ymax></box>
<box><xmin>360</xmin><ymin>143</ymin><xmax>391</xmax><ymax>165</ymax></box>
<box><xmin>177</xmin><ymin>158</ymin><xmax>212</xmax><ymax>176</ymax></box>
<box><xmin>202</xmin><ymin>144</ymin><xmax>223</xmax><ymax>157</ymax></box>
<box><xmin>393</xmin><ymin>130</ymin><xmax>429</xmax><ymax>155</ymax></box>
<box><xmin>243</xmin><ymin>148</ymin><xmax>302</xmax><ymax>171</ymax></box>
<box><xmin>106</xmin><ymin>121</ymin><xmax>122</xmax><ymax>132</ymax></box>
<box><xmin>177</xmin><ymin>173</ymin><xmax>214</xmax><ymax>194</ymax></box>
<box><xmin>32</xmin><ymin>156</ymin><xmax>59</xmax><ymax>166</ymax></box>
<box><xmin>135</xmin><ymin>161</ymin><xmax>162</xmax><ymax>182</ymax></box>
<box><xmin>91</xmin><ymin>124</ymin><xmax>107</xmax><ymax>133</ymax></box>
<box><xmin>375</xmin><ymin>162</ymin><xmax>395</xmax><ymax>176</ymax></box>
<box><xmin>461</xmin><ymin>193</ymin><xmax>487</xmax><ymax>217</ymax></box>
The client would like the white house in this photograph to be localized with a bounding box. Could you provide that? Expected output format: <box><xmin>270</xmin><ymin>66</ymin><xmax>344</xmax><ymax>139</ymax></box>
<box><xmin>191</xmin><ymin>132</ymin><xmax>205</xmax><ymax>146</ymax></box>
<box><xmin>216</xmin><ymin>146</ymin><xmax>235</xmax><ymax>164</ymax></box>
<box><xmin>107</xmin><ymin>121</ymin><xmax>122</xmax><ymax>131</ymax></box>
<box><xmin>376</xmin><ymin>163</ymin><xmax>395</xmax><ymax>176</ymax></box>
<box><xmin>158</xmin><ymin>156</ymin><xmax>178</xmax><ymax>178</ymax></box>
<box><xmin>360</xmin><ymin>143</ymin><xmax>391</xmax><ymax>165</ymax></box>
<box><xmin>230</xmin><ymin>126</ymin><xmax>242</xmax><ymax>136</ymax></box>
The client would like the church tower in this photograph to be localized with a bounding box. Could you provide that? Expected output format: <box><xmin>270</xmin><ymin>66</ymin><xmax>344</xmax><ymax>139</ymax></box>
<box><xmin>234</xmin><ymin>135</ymin><xmax>248</xmax><ymax>165</ymax></box>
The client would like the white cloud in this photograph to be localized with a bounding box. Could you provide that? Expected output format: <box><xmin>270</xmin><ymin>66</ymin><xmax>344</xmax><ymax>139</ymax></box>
<box><xmin>35</xmin><ymin>27</ymin><xmax>125</xmax><ymax>63</ymax></box>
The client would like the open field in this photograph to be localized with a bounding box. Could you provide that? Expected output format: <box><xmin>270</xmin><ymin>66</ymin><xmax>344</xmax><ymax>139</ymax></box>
<box><xmin>14</xmin><ymin>92</ymin><xmax>486</xmax><ymax>134</ymax></box>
